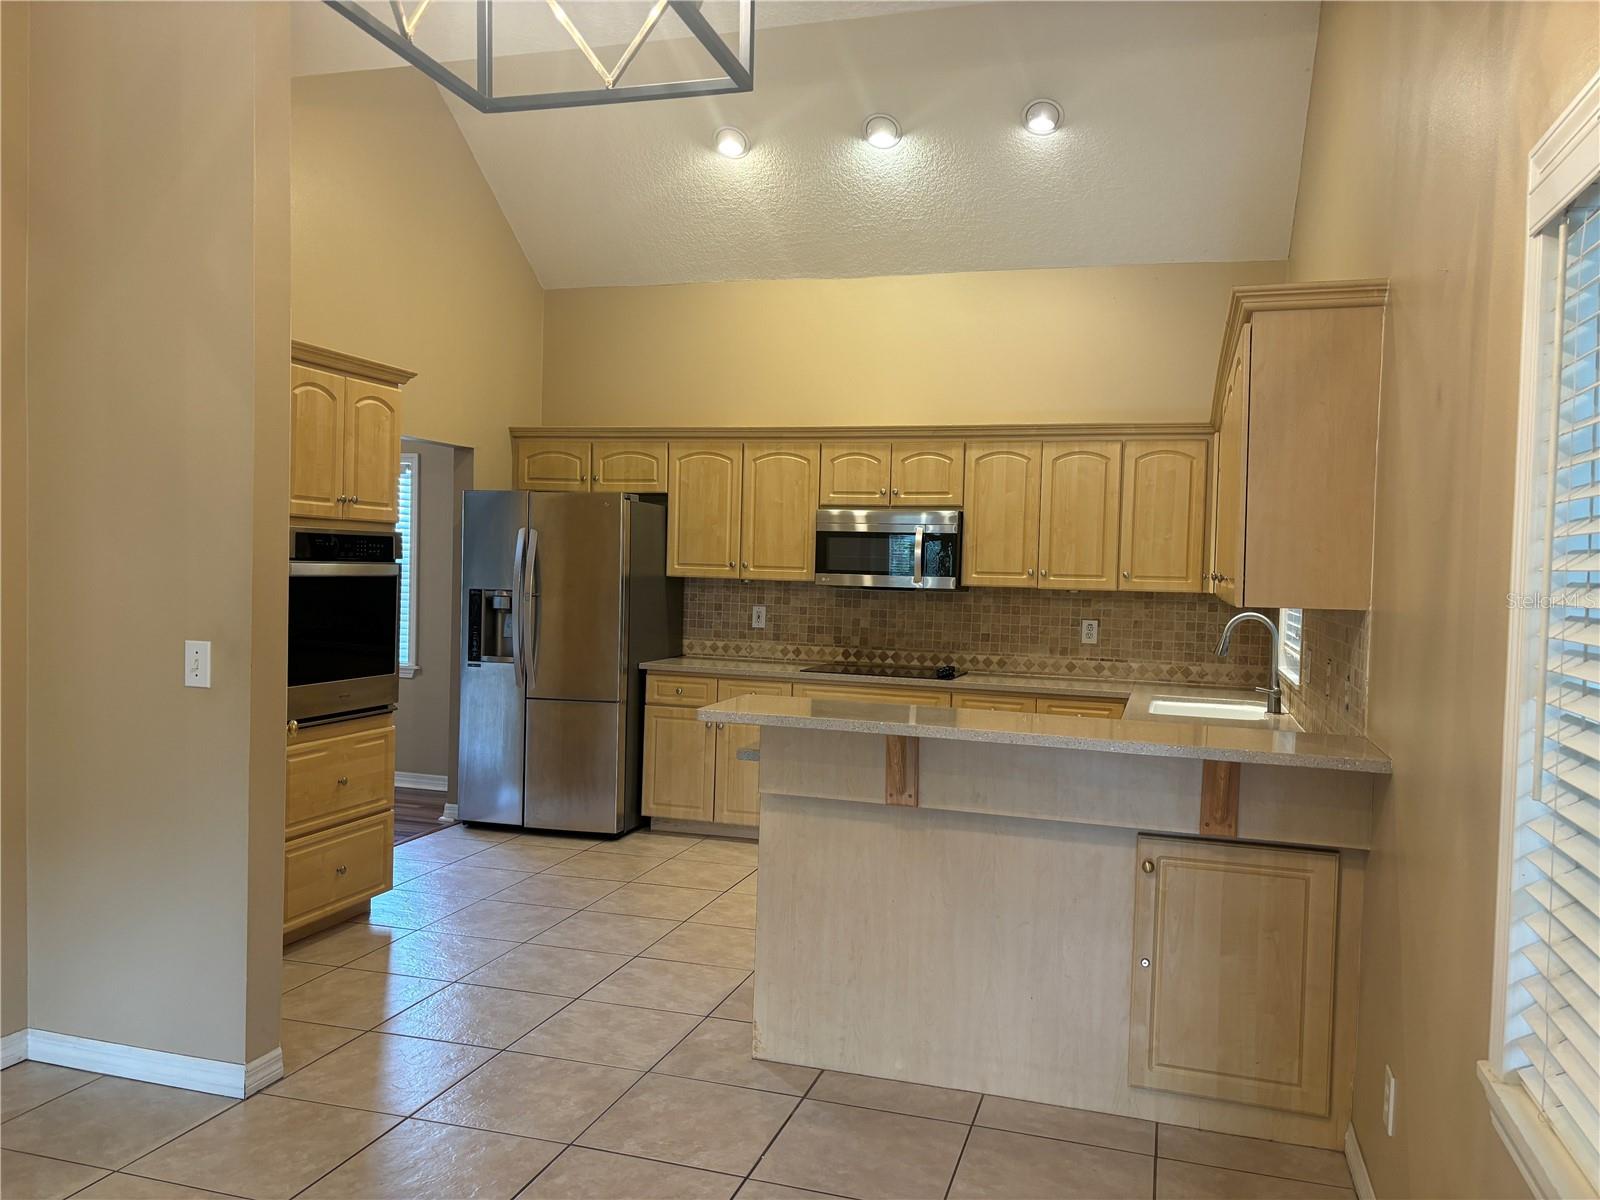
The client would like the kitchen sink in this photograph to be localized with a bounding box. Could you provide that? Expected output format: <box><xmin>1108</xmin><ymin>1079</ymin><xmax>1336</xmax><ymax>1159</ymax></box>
<box><xmin>1146</xmin><ymin>696</ymin><xmax>1271</xmax><ymax>722</ymax></box>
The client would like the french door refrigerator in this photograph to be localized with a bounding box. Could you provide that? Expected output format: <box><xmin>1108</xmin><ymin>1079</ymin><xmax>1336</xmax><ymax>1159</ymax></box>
<box><xmin>457</xmin><ymin>491</ymin><xmax>681</xmax><ymax>833</ymax></box>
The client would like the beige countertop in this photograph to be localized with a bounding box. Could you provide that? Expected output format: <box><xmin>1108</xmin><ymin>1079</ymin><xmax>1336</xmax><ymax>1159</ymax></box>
<box><xmin>695</xmin><ymin>693</ymin><xmax>1393</xmax><ymax>774</ymax></box>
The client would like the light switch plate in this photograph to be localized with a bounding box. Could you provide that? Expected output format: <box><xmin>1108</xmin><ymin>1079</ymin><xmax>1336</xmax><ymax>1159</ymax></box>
<box><xmin>185</xmin><ymin>640</ymin><xmax>211</xmax><ymax>688</ymax></box>
<box><xmin>1080</xmin><ymin>620</ymin><xmax>1100</xmax><ymax>646</ymax></box>
<box><xmin>752</xmin><ymin>605</ymin><xmax>767</xmax><ymax>630</ymax></box>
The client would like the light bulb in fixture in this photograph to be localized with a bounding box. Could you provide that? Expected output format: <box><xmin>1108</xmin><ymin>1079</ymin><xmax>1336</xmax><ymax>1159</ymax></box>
<box><xmin>1023</xmin><ymin>99</ymin><xmax>1063</xmax><ymax>136</ymax></box>
<box><xmin>862</xmin><ymin>113</ymin><xmax>901</xmax><ymax>149</ymax></box>
<box><xmin>715</xmin><ymin>126</ymin><xmax>749</xmax><ymax>158</ymax></box>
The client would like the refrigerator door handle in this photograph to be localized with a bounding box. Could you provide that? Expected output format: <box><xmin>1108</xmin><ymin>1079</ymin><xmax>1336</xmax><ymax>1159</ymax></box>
<box><xmin>523</xmin><ymin>527</ymin><xmax>540</xmax><ymax>689</ymax></box>
<box><xmin>511</xmin><ymin>527</ymin><xmax>528</xmax><ymax>692</ymax></box>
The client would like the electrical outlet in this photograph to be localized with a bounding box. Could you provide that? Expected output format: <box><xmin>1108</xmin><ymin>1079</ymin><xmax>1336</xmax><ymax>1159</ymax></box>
<box><xmin>751</xmin><ymin>605</ymin><xmax>767</xmax><ymax>630</ymax></box>
<box><xmin>184</xmin><ymin>640</ymin><xmax>212</xmax><ymax>689</ymax></box>
<box><xmin>1080</xmin><ymin>619</ymin><xmax>1100</xmax><ymax>645</ymax></box>
<box><xmin>1382</xmin><ymin>1065</ymin><xmax>1397</xmax><ymax>1136</ymax></box>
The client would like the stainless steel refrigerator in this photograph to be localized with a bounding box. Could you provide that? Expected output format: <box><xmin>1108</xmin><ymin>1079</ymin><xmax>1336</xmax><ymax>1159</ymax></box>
<box><xmin>456</xmin><ymin>492</ymin><xmax>681</xmax><ymax>833</ymax></box>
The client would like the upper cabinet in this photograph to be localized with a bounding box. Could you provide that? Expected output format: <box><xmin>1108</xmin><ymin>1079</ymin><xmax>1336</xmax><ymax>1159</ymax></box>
<box><xmin>1039</xmin><ymin>440</ymin><xmax>1122</xmax><ymax>590</ymax></box>
<box><xmin>667</xmin><ymin>441</ymin><xmax>743</xmax><ymax>578</ymax></box>
<box><xmin>290</xmin><ymin>344</ymin><xmax>413</xmax><ymax>526</ymax></box>
<box><xmin>1209</xmin><ymin>281</ymin><xmax>1387</xmax><ymax>609</ymax></box>
<box><xmin>593</xmin><ymin>440</ymin><xmax>668</xmax><ymax>492</ymax></box>
<box><xmin>518</xmin><ymin>439</ymin><xmax>590</xmax><ymax>491</ymax></box>
<box><xmin>962</xmin><ymin>442</ymin><xmax>1042</xmax><ymax>586</ymax></box>
<box><xmin>1119</xmin><ymin>440</ymin><xmax>1208</xmax><ymax>592</ymax></box>
<box><xmin>741</xmin><ymin>442</ymin><xmax>820</xmax><ymax>581</ymax></box>
<box><xmin>891</xmin><ymin>441</ymin><xmax>964</xmax><ymax>506</ymax></box>
<box><xmin>820</xmin><ymin>441</ymin><xmax>892</xmax><ymax>505</ymax></box>
<box><xmin>515</xmin><ymin>438</ymin><xmax>669</xmax><ymax>493</ymax></box>
<box><xmin>819</xmin><ymin>440</ymin><xmax>963</xmax><ymax>507</ymax></box>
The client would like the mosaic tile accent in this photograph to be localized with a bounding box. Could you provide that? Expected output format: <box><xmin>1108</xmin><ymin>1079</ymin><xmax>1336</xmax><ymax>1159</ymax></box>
<box><xmin>1280</xmin><ymin>609</ymin><xmax>1369</xmax><ymax>737</ymax></box>
<box><xmin>682</xmin><ymin>580</ymin><xmax>1273</xmax><ymax>688</ymax></box>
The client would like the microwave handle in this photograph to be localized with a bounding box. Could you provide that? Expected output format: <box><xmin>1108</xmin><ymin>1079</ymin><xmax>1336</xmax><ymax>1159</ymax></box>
<box><xmin>512</xmin><ymin>528</ymin><xmax>528</xmax><ymax>691</ymax></box>
<box><xmin>913</xmin><ymin>525</ymin><xmax>925</xmax><ymax>587</ymax></box>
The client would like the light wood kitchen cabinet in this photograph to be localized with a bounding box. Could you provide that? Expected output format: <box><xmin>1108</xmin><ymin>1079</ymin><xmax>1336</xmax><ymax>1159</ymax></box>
<box><xmin>1036</xmin><ymin>696</ymin><xmax>1126</xmax><ymax>718</ymax></box>
<box><xmin>791</xmin><ymin>681</ymin><xmax>952</xmax><ymax>707</ymax></box>
<box><xmin>713</xmin><ymin>679</ymin><xmax>792</xmax><ymax>826</ymax></box>
<box><xmin>741</xmin><ymin>442</ymin><xmax>820</xmax><ymax>581</ymax></box>
<box><xmin>593</xmin><ymin>440</ymin><xmax>668</xmax><ymax>492</ymax></box>
<box><xmin>962</xmin><ymin>442</ymin><xmax>1041</xmax><ymax>587</ymax></box>
<box><xmin>284</xmin><ymin>713</ymin><xmax>395</xmax><ymax>938</ymax></box>
<box><xmin>667</xmin><ymin>442</ymin><xmax>742</xmax><ymax>578</ymax></box>
<box><xmin>1209</xmin><ymin>282</ymin><xmax>1386</xmax><ymax>609</ymax></box>
<box><xmin>642</xmin><ymin>704</ymin><xmax>716</xmax><ymax>821</ymax></box>
<box><xmin>820</xmin><ymin>442</ymin><xmax>892</xmax><ymax>505</ymax></box>
<box><xmin>517</xmin><ymin>438</ymin><xmax>591</xmax><ymax>491</ymax></box>
<box><xmin>892</xmin><ymin>441</ymin><xmax>964</xmax><ymax>506</ymax></box>
<box><xmin>1039</xmin><ymin>440</ymin><xmax>1122</xmax><ymax>590</ymax></box>
<box><xmin>1118</xmin><ymin>440</ymin><xmax>1207</xmax><ymax>592</ymax></box>
<box><xmin>1128</xmin><ymin>835</ymin><xmax>1338</xmax><ymax>1116</ymax></box>
<box><xmin>951</xmin><ymin>691</ymin><xmax>1036</xmax><ymax>713</ymax></box>
<box><xmin>290</xmin><ymin>345</ymin><xmax>413</xmax><ymax>526</ymax></box>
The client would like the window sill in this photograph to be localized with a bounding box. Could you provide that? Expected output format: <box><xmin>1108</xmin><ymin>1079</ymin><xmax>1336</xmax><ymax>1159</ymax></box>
<box><xmin>399</xmin><ymin>664</ymin><xmax>419</xmax><ymax>679</ymax></box>
<box><xmin>1477</xmin><ymin>1061</ymin><xmax>1594</xmax><ymax>1199</ymax></box>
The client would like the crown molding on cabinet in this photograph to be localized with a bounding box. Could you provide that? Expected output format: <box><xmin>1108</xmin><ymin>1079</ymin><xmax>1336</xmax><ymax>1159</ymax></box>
<box><xmin>511</xmin><ymin>422</ymin><xmax>1217</xmax><ymax>442</ymax></box>
<box><xmin>291</xmin><ymin>340</ymin><xmax>417</xmax><ymax>387</ymax></box>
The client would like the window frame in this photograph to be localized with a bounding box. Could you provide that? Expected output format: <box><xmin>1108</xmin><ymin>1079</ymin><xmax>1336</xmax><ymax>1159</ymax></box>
<box><xmin>1483</xmin><ymin>68</ymin><xmax>1600</xmax><ymax>1200</ymax></box>
<box><xmin>1278</xmin><ymin>608</ymin><xmax>1303</xmax><ymax>687</ymax></box>
<box><xmin>397</xmin><ymin>451</ymin><xmax>419</xmax><ymax>677</ymax></box>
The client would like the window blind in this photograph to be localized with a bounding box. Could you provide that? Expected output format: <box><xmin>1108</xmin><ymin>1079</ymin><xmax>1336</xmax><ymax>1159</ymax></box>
<box><xmin>397</xmin><ymin>453</ymin><xmax>417</xmax><ymax>668</ymax></box>
<box><xmin>1504</xmin><ymin>178</ymin><xmax>1600</xmax><ymax>1190</ymax></box>
<box><xmin>1280</xmin><ymin>608</ymin><xmax>1304</xmax><ymax>686</ymax></box>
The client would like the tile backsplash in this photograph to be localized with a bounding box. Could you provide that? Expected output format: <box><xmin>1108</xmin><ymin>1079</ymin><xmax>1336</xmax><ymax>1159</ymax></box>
<box><xmin>1280</xmin><ymin>608</ymin><xmax>1370</xmax><ymax>737</ymax></box>
<box><xmin>682</xmin><ymin>580</ymin><xmax>1273</xmax><ymax>687</ymax></box>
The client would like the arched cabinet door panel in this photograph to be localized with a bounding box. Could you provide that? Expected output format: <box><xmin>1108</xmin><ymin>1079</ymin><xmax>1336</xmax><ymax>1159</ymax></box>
<box><xmin>518</xmin><ymin>439</ymin><xmax>592</xmax><ymax>492</ymax></box>
<box><xmin>1118</xmin><ymin>440</ymin><xmax>1207</xmax><ymax>592</ymax></box>
<box><xmin>1039</xmin><ymin>440</ymin><xmax>1122</xmax><ymax>591</ymax></box>
<box><xmin>343</xmin><ymin>380</ymin><xmax>402</xmax><ymax>524</ymax></box>
<box><xmin>667</xmin><ymin>442</ymin><xmax>743</xmax><ymax>578</ymax></box>
<box><xmin>741</xmin><ymin>442</ymin><xmax>821</xmax><ymax>581</ymax></box>
<box><xmin>892</xmin><ymin>441</ymin><xmax>964</xmax><ymax>506</ymax></box>
<box><xmin>961</xmin><ymin>441</ymin><xmax>1041</xmax><ymax>587</ymax></box>
<box><xmin>820</xmin><ymin>441</ymin><xmax>892</xmax><ymax>506</ymax></box>
<box><xmin>289</xmin><ymin>366</ymin><xmax>345</xmax><ymax>520</ymax></box>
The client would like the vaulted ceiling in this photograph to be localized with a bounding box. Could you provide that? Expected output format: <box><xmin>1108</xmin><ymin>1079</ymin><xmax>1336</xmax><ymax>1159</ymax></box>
<box><xmin>292</xmin><ymin>2</ymin><xmax>1319</xmax><ymax>289</ymax></box>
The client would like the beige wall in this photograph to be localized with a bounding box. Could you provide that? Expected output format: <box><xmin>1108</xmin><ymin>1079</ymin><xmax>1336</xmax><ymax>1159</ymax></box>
<box><xmin>1286</xmin><ymin>4</ymin><xmax>1597</xmax><ymax>1196</ymax></box>
<box><xmin>541</xmin><ymin>261</ymin><xmax>1284</xmax><ymax>428</ymax></box>
<box><xmin>24</xmin><ymin>0</ymin><xmax>289</xmax><ymax>1064</ymax></box>
<box><xmin>292</xmin><ymin>68</ymin><xmax>545</xmax><ymax>490</ymax></box>
<box><xmin>1</xmin><ymin>0</ymin><xmax>29</xmax><ymax>1043</ymax></box>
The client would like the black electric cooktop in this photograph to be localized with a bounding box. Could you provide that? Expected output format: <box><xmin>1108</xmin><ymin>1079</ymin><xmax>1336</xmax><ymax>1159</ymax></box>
<box><xmin>800</xmin><ymin>663</ymin><xmax>966</xmax><ymax>681</ymax></box>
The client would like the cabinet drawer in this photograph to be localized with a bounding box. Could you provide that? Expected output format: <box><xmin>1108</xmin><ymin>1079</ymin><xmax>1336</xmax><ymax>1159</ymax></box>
<box><xmin>646</xmin><ymin>674</ymin><xmax>717</xmax><ymax>707</ymax></box>
<box><xmin>716</xmin><ymin>678</ymin><xmax>792</xmax><ymax>702</ymax></box>
<box><xmin>1035</xmin><ymin>696</ymin><xmax>1126</xmax><ymax>719</ymax></box>
<box><xmin>286</xmin><ymin>720</ymin><xmax>395</xmax><ymax>839</ymax></box>
<box><xmin>792</xmin><ymin>682</ymin><xmax>951</xmax><ymax>707</ymax></box>
<box><xmin>951</xmin><ymin>691</ymin><xmax>1036</xmax><ymax>713</ymax></box>
<box><xmin>284</xmin><ymin>811</ymin><xmax>393</xmax><ymax>935</ymax></box>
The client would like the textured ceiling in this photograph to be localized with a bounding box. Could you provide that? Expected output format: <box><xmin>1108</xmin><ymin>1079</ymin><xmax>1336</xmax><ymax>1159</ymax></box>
<box><xmin>294</xmin><ymin>2</ymin><xmax>1319</xmax><ymax>289</ymax></box>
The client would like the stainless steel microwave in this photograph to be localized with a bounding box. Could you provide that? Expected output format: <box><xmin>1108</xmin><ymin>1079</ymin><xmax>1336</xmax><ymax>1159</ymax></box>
<box><xmin>814</xmin><ymin>509</ymin><xmax>961</xmax><ymax>590</ymax></box>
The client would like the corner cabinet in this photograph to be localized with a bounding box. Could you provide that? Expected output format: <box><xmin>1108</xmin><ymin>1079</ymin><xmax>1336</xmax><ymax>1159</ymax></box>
<box><xmin>1128</xmin><ymin>835</ymin><xmax>1339</xmax><ymax>1116</ymax></box>
<box><xmin>1208</xmin><ymin>281</ymin><xmax>1387</xmax><ymax>609</ymax></box>
<box><xmin>290</xmin><ymin>343</ymin><xmax>413</xmax><ymax>526</ymax></box>
<box><xmin>1118</xmin><ymin>440</ymin><xmax>1208</xmax><ymax>592</ymax></box>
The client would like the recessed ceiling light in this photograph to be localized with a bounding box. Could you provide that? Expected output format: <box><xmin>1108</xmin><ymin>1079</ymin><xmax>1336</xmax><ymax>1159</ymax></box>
<box><xmin>862</xmin><ymin>113</ymin><xmax>901</xmax><ymax>149</ymax></box>
<box><xmin>715</xmin><ymin>126</ymin><xmax>750</xmax><ymax>158</ymax></box>
<box><xmin>1023</xmin><ymin>99</ymin><xmax>1063</xmax><ymax>136</ymax></box>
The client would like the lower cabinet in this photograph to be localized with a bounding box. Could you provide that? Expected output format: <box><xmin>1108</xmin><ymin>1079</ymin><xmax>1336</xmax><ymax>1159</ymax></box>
<box><xmin>712</xmin><ymin>679</ymin><xmax>791</xmax><ymax>826</ymax></box>
<box><xmin>642</xmin><ymin>676</ymin><xmax>794</xmax><ymax>828</ymax></box>
<box><xmin>1037</xmin><ymin>696</ymin><xmax>1126</xmax><ymax>719</ymax></box>
<box><xmin>284</xmin><ymin>714</ymin><xmax>395</xmax><ymax>938</ymax></box>
<box><xmin>1128</xmin><ymin>835</ymin><xmax>1339</xmax><ymax>1116</ymax></box>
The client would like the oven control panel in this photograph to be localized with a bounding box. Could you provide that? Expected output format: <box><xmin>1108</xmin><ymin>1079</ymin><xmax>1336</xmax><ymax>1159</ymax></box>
<box><xmin>291</xmin><ymin>529</ymin><xmax>400</xmax><ymax>563</ymax></box>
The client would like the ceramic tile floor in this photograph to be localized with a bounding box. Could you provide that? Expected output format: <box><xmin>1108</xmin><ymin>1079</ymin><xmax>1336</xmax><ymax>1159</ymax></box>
<box><xmin>2</xmin><ymin>823</ymin><xmax>1357</xmax><ymax>1200</ymax></box>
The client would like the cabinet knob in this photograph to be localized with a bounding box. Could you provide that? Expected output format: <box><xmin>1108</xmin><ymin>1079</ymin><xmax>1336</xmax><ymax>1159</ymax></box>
<box><xmin>879</xmin><ymin>487</ymin><xmax>887</xmax><ymax>496</ymax></box>
<box><xmin>335</xmin><ymin>865</ymin><xmax>348</xmax><ymax>877</ymax></box>
<box><xmin>1122</xmin><ymin>570</ymin><xmax>1131</xmax><ymax>579</ymax></box>
<box><xmin>1141</xmin><ymin>859</ymin><xmax>1154</xmax><ymax>874</ymax></box>
<box><xmin>336</xmin><ymin>494</ymin><xmax>346</xmax><ymax>503</ymax></box>
<box><xmin>1026</xmin><ymin>568</ymin><xmax>1034</xmax><ymax>577</ymax></box>
<box><xmin>350</xmin><ymin>495</ymin><xmax>359</xmax><ymax>504</ymax></box>
<box><xmin>674</xmin><ymin>687</ymin><xmax>683</xmax><ymax>695</ymax></box>
<box><xmin>1139</xmin><ymin>956</ymin><xmax>1151</xmax><ymax>969</ymax></box>
<box><xmin>728</xmin><ymin>561</ymin><xmax>735</xmax><ymax>570</ymax></box>
<box><xmin>288</xmin><ymin>719</ymin><xmax>299</xmax><ymax>734</ymax></box>
<box><xmin>891</xmin><ymin>487</ymin><xmax>900</xmax><ymax>496</ymax></box>
<box><xmin>742</xmin><ymin>561</ymin><xmax>750</xmax><ymax>569</ymax></box>
<box><xmin>337</xmin><ymin>776</ymin><xmax>350</xmax><ymax>786</ymax></box>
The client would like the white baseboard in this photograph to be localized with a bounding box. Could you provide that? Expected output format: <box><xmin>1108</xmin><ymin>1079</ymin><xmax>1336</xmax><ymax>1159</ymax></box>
<box><xmin>395</xmin><ymin>771</ymin><xmax>448</xmax><ymax>792</ymax></box>
<box><xmin>23</xmin><ymin>1030</ymin><xmax>281</xmax><ymax>1099</ymax></box>
<box><xmin>440</xmin><ymin>802</ymin><xmax>458</xmax><ymax>822</ymax></box>
<box><xmin>1345</xmin><ymin>1124</ymin><xmax>1376</xmax><ymax>1200</ymax></box>
<box><xmin>1</xmin><ymin>1029</ymin><xmax>27</xmax><ymax>1068</ymax></box>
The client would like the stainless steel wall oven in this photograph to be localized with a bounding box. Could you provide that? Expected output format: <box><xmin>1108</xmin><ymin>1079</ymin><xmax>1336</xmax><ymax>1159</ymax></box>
<box><xmin>288</xmin><ymin>528</ymin><xmax>401</xmax><ymax>721</ymax></box>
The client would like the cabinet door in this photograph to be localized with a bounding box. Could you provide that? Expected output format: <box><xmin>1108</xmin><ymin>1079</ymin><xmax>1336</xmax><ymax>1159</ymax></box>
<box><xmin>1039</xmin><ymin>440</ymin><xmax>1122</xmax><ymax>590</ymax></box>
<box><xmin>667</xmin><ymin>442</ymin><xmax>742</xmax><ymax>578</ymax></box>
<box><xmin>517</xmin><ymin>439</ymin><xmax>592</xmax><ymax>492</ymax></box>
<box><xmin>285</xmin><ymin>718</ymin><xmax>395</xmax><ymax>840</ymax></box>
<box><xmin>741</xmin><ymin>442</ymin><xmax>820</xmax><ymax>581</ymax></box>
<box><xmin>820</xmin><ymin>441</ymin><xmax>891</xmax><ymax>506</ymax></box>
<box><xmin>1212</xmin><ymin>329</ymin><xmax>1250</xmax><ymax>606</ymax></box>
<box><xmin>1118</xmin><ymin>440</ymin><xmax>1207</xmax><ymax>592</ymax></box>
<box><xmin>950</xmin><ymin>691</ymin><xmax>1036</xmax><ymax>713</ymax></box>
<box><xmin>713</xmin><ymin>678</ymin><xmax>791</xmax><ymax>826</ymax></box>
<box><xmin>592</xmin><ymin>440</ymin><xmax>667</xmax><ymax>493</ymax></box>
<box><xmin>343</xmin><ymin>379</ymin><xmax>402</xmax><ymax>524</ymax></box>
<box><xmin>289</xmin><ymin>365</ymin><xmax>345</xmax><ymax>520</ymax></box>
<box><xmin>961</xmin><ymin>442</ymin><xmax>1041</xmax><ymax>587</ymax></box>
<box><xmin>892</xmin><ymin>441</ymin><xmax>964</xmax><ymax>506</ymax></box>
<box><xmin>642</xmin><ymin>705</ymin><xmax>715</xmax><ymax>821</ymax></box>
<box><xmin>1128</xmin><ymin>835</ymin><xmax>1338</xmax><ymax>1115</ymax></box>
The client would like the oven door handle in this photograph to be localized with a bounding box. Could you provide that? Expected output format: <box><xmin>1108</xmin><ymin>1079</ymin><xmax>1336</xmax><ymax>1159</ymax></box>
<box><xmin>512</xmin><ymin>528</ymin><xmax>529</xmax><ymax>692</ymax></box>
<box><xmin>289</xmin><ymin>562</ymin><xmax>399</xmax><ymax>577</ymax></box>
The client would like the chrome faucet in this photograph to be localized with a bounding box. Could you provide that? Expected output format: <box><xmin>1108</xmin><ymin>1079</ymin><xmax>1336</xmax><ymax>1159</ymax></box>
<box><xmin>1216</xmin><ymin>611</ymin><xmax>1283</xmax><ymax>714</ymax></box>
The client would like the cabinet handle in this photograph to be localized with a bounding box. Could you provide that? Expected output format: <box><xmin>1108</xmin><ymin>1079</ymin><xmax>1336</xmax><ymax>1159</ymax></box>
<box><xmin>288</xmin><ymin>719</ymin><xmax>299</xmax><ymax>735</ymax></box>
<box><xmin>337</xmin><ymin>776</ymin><xmax>350</xmax><ymax>786</ymax></box>
<box><xmin>335</xmin><ymin>865</ymin><xmax>348</xmax><ymax>877</ymax></box>
<box><xmin>1141</xmin><ymin>859</ymin><xmax>1154</xmax><ymax>873</ymax></box>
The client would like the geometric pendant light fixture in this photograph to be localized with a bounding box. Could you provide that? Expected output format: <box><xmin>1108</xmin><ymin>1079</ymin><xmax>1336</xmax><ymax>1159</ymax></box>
<box><xmin>324</xmin><ymin>0</ymin><xmax>754</xmax><ymax>113</ymax></box>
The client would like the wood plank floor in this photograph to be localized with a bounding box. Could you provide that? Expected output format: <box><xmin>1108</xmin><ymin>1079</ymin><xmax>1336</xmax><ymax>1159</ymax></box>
<box><xmin>395</xmin><ymin>786</ymin><xmax>454</xmax><ymax>845</ymax></box>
